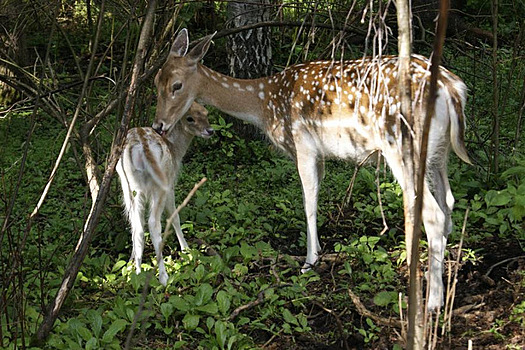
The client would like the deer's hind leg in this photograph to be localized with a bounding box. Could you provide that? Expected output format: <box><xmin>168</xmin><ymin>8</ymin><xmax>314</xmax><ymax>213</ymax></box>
<box><xmin>164</xmin><ymin>189</ymin><xmax>189</xmax><ymax>251</ymax></box>
<box><xmin>149</xmin><ymin>190</ymin><xmax>169</xmax><ymax>286</ymax></box>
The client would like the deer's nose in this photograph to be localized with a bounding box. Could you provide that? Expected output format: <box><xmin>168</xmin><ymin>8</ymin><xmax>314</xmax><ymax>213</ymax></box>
<box><xmin>152</xmin><ymin>122</ymin><xmax>164</xmax><ymax>135</ymax></box>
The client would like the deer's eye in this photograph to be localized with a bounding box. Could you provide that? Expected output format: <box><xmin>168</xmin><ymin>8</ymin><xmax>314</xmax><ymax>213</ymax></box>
<box><xmin>186</xmin><ymin>116</ymin><xmax>195</xmax><ymax>123</ymax></box>
<box><xmin>171</xmin><ymin>82</ymin><xmax>182</xmax><ymax>94</ymax></box>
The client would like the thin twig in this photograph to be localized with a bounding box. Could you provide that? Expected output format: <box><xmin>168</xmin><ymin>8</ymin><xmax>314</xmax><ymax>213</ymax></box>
<box><xmin>229</xmin><ymin>283</ymin><xmax>293</xmax><ymax>321</ymax></box>
<box><xmin>124</xmin><ymin>272</ymin><xmax>152</xmax><ymax>350</ymax></box>
<box><xmin>444</xmin><ymin>208</ymin><xmax>469</xmax><ymax>335</ymax></box>
<box><xmin>347</xmin><ymin>288</ymin><xmax>403</xmax><ymax>328</ymax></box>
<box><xmin>311</xmin><ymin>299</ymin><xmax>350</xmax><ymax>350</ymax></box>
<box><xmin>483</xmin><ymin>256</ymin><xmax>525</xmax><ymax>279</ymax></box>
<box><xmin>228</xmin><ymin>290</ymin><xmax>266</xmax><ymax>321</ymax></box>
<box><xmin>162</xmin><ymin>178</ymin><xmax>207</xmax><ymax>244</ymax></box>
<box><xmin>33</xmin><ymin>0</ymin><xmax>158</xmax><ymax>343</ymax></box>
<box><xmin>375</xmin><ymin>154</ymin><xmax>389</xmax><ymax>235</ymax></box>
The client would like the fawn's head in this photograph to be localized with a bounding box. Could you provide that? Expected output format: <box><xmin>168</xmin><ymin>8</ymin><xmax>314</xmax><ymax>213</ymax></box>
<box><xmin>180</xmin><ymin>102</ymin><xmax>214</xmax><ymax>139</ymax></box>
<box><xmin>153</xmin><ymin>29</ymin><xmax>215</xmax><ymax>135</ymax></box>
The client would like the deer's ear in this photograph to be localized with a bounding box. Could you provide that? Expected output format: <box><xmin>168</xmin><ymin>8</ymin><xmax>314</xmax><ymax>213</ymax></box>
<box><xmin>170</xmin><ymin>28</ymin><xmax>189</xmax><ymax>57</ymax></box>
<box><xmin>187</xmin><ymin>32</ymin><xmax>216</xmax><ymax>64</ymax></box>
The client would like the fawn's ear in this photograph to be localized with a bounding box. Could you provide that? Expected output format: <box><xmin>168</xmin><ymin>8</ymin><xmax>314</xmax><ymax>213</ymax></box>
<box><xmin>186</xmin><ymin>32</ymin><xmax>216</xmax><ymax>65</ymax></box>
<box><xmin>170</xmin><ymin>28</ymin><xmax>189</xmax><ymax>57</ymax></box>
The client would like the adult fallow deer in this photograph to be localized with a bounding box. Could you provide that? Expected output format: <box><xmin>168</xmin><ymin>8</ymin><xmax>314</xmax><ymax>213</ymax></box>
<box><xmin>117</xmin><ymin>102</ymin><xmax>214</xmax><ymax>286</ymax></box>
<box><xmin>153</xmin><ymin>29</ymin><xmax>470</xmax><ymax>309</ymax></box>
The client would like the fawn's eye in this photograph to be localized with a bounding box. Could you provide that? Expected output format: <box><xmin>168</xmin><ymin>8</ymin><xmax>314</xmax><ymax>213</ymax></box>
<box><xmin>186</xmin><ymin>116</ymin><xmax>195</xmax><ymax>123</ymax></box>
<box><xmin>171</xmin><ymin>82</ymin><xmax>182</xmax><ymax>94</ymax></box>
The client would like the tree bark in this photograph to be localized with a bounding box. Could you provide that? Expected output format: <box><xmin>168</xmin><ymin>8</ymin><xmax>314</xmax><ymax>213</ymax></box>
<box><xmin>226</xmin><ymin>0</ymin><xmax>272</xmax><ymax>139</ymax></box>
<box><xmin>396</xmin><ymin>0</ymin><xmax>425</xmax><ymax>348</ymax></box>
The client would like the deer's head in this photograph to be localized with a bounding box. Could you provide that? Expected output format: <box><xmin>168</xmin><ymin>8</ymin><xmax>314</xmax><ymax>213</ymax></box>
<box><xmin>181</xmin><ymin>102</ymin><xmax>214</xmax><ymax>139</ymax></box>
<box><xmin>152</xmin><ymin>28</ymin><xmax>215</xmax><ymax>135</ymax></box>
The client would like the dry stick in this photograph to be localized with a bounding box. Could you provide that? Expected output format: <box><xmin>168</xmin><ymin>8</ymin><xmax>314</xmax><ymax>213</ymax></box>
<box><xmin>311</xmin><ymin>299</ymin><xmax>350</xmax><ymax>350</ymax></box>
<box><xmin>29</xmin><ymin>0</ymin><xmax>106</xmax><ymax>220</ymax></box>
<box><xmin>229</xmin><ymin>290</ymin><xmax>266</xmax><ymax>321</ymax></box>
<box><xmin>413</xmin><ymin>2</ymin><xmax>451</xmax><ymax>349</ymax></box>
<box><xmin>399</xmin><ymin>292</ymin><xmax>407</xmax><ymax>342</ymax></box>
<box><xmin>228</xmin><ymin>283</ymin><xmax>293</xmax><ymax>321</ymax></box>
<box><xmin>396</xmin><ymin>0</ymin><xmax>421</xmax><ymax>348</ymax></box>
<box><xmin>32</xmin><ymin>0</ymin><xmax>157</xmax><ymax>344</ymax></box>
<box><xmin>375</xmin><ymin>155</ymin><xmax>389</xmax><ymax>235</ymax></box>
<box><xmin>0</xmin><ymin>17</ymin><xmax>59</xmax><ymax>349</ymax></box>
<box><xmin>419</xmin><ymin>0</ymin><xmax>450</xmax><ymax>320</ymax></box>
<box><xmin>347</xmin><ymin>288</ymin><xmax>402</xmax><ymax>328</ymax></box>
<box><xmin>444</xmin><ymin>208</ymin><xmax>469</xmax><ymax>336</ymax></box>
<box><xmin>483</xmin><ymin>256</ymin><xmax>525</xmax><ymax>280</ymax></box>
<box><xmin>339</xmin><ymin>150</ymin><xmax>378</xmax><ymax>221</ymax></box>
<box><xmin>162</xmin><ymin>178</ymin><xmax>207</xmax><ymax>244</ymax></box>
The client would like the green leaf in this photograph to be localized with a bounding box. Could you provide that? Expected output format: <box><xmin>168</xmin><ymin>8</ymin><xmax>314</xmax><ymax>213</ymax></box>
<box><xmin>217</xmin><ymin>290</ymin><xmax>231</xmax><ymax>315</ymax></box>
<box><xmin>85</xmin><ymin>337</ymin><xmax>97</xmax><ymax>350</ymax></box>
<box><xmin>282</xmin><ymin>308</ymin><xmax>298</xmax><ymax>325</ymax></box>
<box><xmin>102</xmin><ymin>319</ymin><xmax>127</xmax><ymax>343</ymax></box>
<box><xmin>77</xmin><ymin>326</ymin><xmax>92</xmax><ymax>342</ymax></box>
<box><xmin>126</xmin><ymin>307</ymin><xmax>135</xmax><ymax>322</ymax></box>
<box><xmin>485</xmin><ymin>190</ymin><xmax>512</xmax><ymax>207</ymax></box>
<box><xmin>240</xmin><ymin>242</ymin><xmax>257</xmax><ymax>259</ymax></box>
<box><xmin>214</xmin><ymin>320</ymin><xmax>227</xmax><ymax>349</ymax></box>
<box><xmin>111</xmin><ymin>260</ymin><xmax>127</xmax><ymax>272</ymax></box>
<box><xmin>195</xmin><ymin>302</ymin><xmax>218</xmax><ymax>315</ymax></box>
<box><xmin>170</xmin><ymin>295</ymin><xmax>190</xmax><ymax>312</ymax></box>
<box><xmin>373</xmin><ymin>291</ymin><xmax>396</xmax><ymax>306</ymax></box>
<box><xmin>194</xmin><ymin>264</ymin><xmax>205</xmax><ymax>282</ymax></box>
<box><xmin>194</xmin><ymin>283</ymin><xmax>214</xmax><ymax>306</ymax></box>
<box><xmin>182</xmin><ymin>314</ymin><xmax>200</xmax><ymax>330</ymax></box>
<box><xmin>161</xmin><ymin>302</ymin><xmax>174</xmax><ymax>320</ymax></box>
<box><xmin>206</xmin><ymin>316</ymin><xmax>215</xmax><ymax>330</ymax></box>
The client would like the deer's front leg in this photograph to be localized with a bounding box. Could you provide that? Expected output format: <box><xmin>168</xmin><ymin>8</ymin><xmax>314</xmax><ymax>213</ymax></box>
<box><xmin>295</xmin><ymin>146</ymin><xmax>322</xmax><ymax>273</ymax></box>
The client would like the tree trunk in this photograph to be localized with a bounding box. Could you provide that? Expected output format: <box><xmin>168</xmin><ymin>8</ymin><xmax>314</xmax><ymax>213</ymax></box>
<box><xmin>0</xmin><ymin>0</ymin><xmax>30</xmax><ymax>105</ymax></box>
<box><xmin>226</xmin><ymin>0</ymin><xmax>272</xmax><ymax>139</ymax></box>
<box><xmin>396</xmin><ymin>0</ymin><xmax>425</xmax><ymax>348</ymax></box>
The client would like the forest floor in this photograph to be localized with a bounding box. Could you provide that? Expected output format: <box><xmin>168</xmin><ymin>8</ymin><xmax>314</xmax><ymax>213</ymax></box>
<box><xmin>265</xmin><ymin>235</ymin><xmax>525</xmax><ymax>350</ymax></box>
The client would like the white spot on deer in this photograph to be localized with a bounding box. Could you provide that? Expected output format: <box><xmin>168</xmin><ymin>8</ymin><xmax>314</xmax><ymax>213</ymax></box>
<box><xmin>246</xmin><ymin>85</ymin><xmax>254</xmax><ymax>92</ymax></box>
<box><xmin>222</xmin><ymin>82</ymin><xmax>230</xmax><ymax>89</ymax></box>
<box><xmin>359</xmin><ymin>105</ymin><xmax>367</xmax><ymax>114</ymax></box>
<box><xmin>258</xmin><ymin>91</ymin><xmax>265</xmax><ymax>100</ymax></box>
<box><xmin>259</xmin><ymin>83</ymin><xmax>265</xmax><ymax>90</ymax></box>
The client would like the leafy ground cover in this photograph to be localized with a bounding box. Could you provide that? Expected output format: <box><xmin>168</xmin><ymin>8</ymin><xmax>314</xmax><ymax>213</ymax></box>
<box><xmin>1</xmin><ymin>108</ymin><xmax>523</xmax><ymax>349</ymax></box>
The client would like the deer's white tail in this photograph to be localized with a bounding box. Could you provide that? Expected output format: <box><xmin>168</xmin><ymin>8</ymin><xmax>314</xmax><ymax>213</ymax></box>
<box><xmin>127</xmin><ymin>136</ymin><xmax>170</xmax><ymax>192</ymax></box>
<box><xmin>444</xmin><ymin>75</ymin><xmax>471</xmax><ymax>165</ymax></box>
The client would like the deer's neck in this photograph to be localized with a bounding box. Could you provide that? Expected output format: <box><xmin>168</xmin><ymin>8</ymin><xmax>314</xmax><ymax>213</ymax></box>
<box><xmin>165</xmin><ymin>125</ymin><xmax>193</xmax><ymax>161</ymax></box>
<box><xmin>196</xmin><ymin>65</ymin><xmax>267</xmax><ymax>129</ymax></box>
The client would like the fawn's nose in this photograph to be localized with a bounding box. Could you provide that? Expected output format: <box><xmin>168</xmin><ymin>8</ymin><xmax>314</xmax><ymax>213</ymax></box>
<box><xmin>203</xmin><ymin>127</ymin><xmax>214</xmax><ymax>138</ymax></box>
